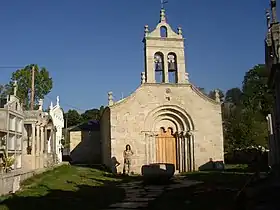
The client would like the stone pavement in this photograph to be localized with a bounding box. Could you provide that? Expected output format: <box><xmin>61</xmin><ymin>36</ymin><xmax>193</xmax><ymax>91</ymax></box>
<box><xmin>103</xmin><ymin>176</ymin><xmax>202</xmax><ymax>210</ymax></box>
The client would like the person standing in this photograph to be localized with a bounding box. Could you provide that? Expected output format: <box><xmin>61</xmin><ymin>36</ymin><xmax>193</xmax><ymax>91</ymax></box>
<box><xmin>123</xmin><ymin>144</ymin><xmax>134</xmax><ymax>175</ymax></box>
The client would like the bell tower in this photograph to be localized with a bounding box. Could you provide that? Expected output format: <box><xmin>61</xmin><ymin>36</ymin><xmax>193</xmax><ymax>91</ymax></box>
<box><xmin>143</xmin><ymin>8</ymin><xmax>188</xmax><ymax>84</ymax></box>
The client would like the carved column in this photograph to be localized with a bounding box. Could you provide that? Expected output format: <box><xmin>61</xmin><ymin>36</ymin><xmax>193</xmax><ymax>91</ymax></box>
<box><xmin>164</xmin><ymin>55</ymin><xmax>169</xmax><ymax>83</ymax></box>
<box><xmin>149</xmin><ymin>132</ymin><xmax>157</xmax><ymax>163</ymax></box>
<box><xmin>187</xmin><ymin>131</ymin><xmax>195</xmax><ymax>171</ymax></box>
<box><xmin>178</xmin><ymin>132</ymin><xmax>183</xmax><ymax>172</ymax></box>
<box><xmin>50</xmin><ymin>129</ymin><xmax>53</xmax><ymax>153</ymax></box>
<box><xmin>52</xmin><ymin>128</ymin><xmax>56</xmax><ymax>155</ymax></box>
<box><xmin>144</xmin><ymin>133</ymin><xmax>149</xmax><ymax>164</ymax></box>
<box><xmin>36</xmin><ymin>125</ymin><xmax>40</xmax><ymax>155</ymax></box>
<box><xmin>185</xmin><ymin>132</ymin><xmax>190</xmax><ymax>171</ymax></box>
<box><xmin>45</xmin><ymin>129</ymin><xmax>48</xmax><ymax>153</ymax></box>
<box><xmin>40</xmin><ymin>127</ymin><xmax>44</xmax><ymax>154</ymax></box>
<box><xmin>182</xmin><ymin>131</ymin><xmax>188</xmax><ymax>172</ymax></box>
<box><xmin>31</xmin><ymin>124</ymin><xmax>36</xmax><ymax>156</ymax></box>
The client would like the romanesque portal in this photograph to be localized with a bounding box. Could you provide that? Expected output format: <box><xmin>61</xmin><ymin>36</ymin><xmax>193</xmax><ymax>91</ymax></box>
<box><xmin>143</xmin><ymin>106</ymin><xmax>195</xmax><ymax>172</ymax></box>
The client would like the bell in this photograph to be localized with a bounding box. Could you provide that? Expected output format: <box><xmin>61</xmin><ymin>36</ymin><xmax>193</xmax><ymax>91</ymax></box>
<box><xmin>168</xmin><ymin>61</ymin><xmax>177</xmax><ymax>71</ymax></box>
<box><xmin>155</xmin><ymin>62</ymin><xmax>163</xmax><ymax>71</ymax></box>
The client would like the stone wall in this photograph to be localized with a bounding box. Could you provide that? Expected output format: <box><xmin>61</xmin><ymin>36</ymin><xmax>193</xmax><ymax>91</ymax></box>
<box><xmin>69</xmin><ymin>131</ymin><xmax>101</xmax><ymax>164</ymax></box>
<box><xmin>105</xmin><ymin>83</ymin><xmax>224</xmax><ymax>174</ymax></box>
<box><xmin>0</xmin><ymin>163</ymin><xmax>68</xmax><ymax>196</ymax></box>
<box><xmin>100</xmin><ymin>108</ymin><xmax>111</xmax><ymax>167</ymax></box>
<box><xmin>69</xmin><ymin>131</ymin><xmax>82</xmax><ymax>152</ymax></box>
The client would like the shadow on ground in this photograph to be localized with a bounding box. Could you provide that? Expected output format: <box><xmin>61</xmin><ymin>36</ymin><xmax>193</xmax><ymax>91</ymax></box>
<box><xmin>148</xmin><ymin>171</ymin><xmax>252</xmax><ymax>210</ymax></box>
<box><xmin>1</xmin><ymin>184</ymin><xmax>124</xmax><ymax>210</ymax></box>
<box><xmin>0</xmin><ymin>164</ymin><xmax>142</xmax><ymax>210</ymax></box>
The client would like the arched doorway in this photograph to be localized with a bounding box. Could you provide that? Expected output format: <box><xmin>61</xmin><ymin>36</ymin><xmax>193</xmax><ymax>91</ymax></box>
<box><xmin>156</xmin><ymin>127</ymin><xmax>177</xmax><ymax>165</ymax></box>
<box><xmin>144</xmin><ymin>105</ymin><xmax>195</xmax><ymax>172</ymax></box>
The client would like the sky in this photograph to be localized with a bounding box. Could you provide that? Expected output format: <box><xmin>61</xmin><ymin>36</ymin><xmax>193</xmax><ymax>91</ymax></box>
<box><xmin>0</xmin><ymin>0</ymin><xmax>273</xmax><ymax>112</ymax></box>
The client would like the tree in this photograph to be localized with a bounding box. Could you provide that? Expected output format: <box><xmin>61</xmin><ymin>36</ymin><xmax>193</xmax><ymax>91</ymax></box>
<box><xmin>64</xmin><ymin>109</ymin><xmax>82</xmax><ymax>127</ymax></box>
<box><xmin>81</xmin><ymin>108</ymin><xmax>100</xmax><ymax>121</ymax></box>
<box><xmin>223</xmin><ymin>64</ymin><xmax>271</xmax><ymax>151</ymax></box>
<box><xmin>208</xmin><ymin>89</ymin><xmax>224</xmax><ymax>102</ymax></box>
<box><xmin>99</xmin><ymin>105</ymin><xmax>105</xmax><ymax>116</ymax></box>
<box><xmin>224</xmin><ymin>87</ymin><xmax>243</xmax><ymax>105</ymax></box>
<box><xmin>0</xmin><ymin>84</ymin><xmax>12</xmax><ymax>98</ymax></box>
<box><xmin>197</xmin><ymin>87</ymin><xmax>207</xmax><ymax>95</ymax></box>
<box><xmin>225</xmin><ymin>107</ymin><xmax>268</xmax><ymax>151</ymax></box>
<box><xmin>242</xmin><ymin>64</ymin><xmax>273</xmax><ymax>117</ymax></box>
<box><xmin>7</xmin><ymin>64</ymin><xmax>53</xmax><ymax>109</ymax></box>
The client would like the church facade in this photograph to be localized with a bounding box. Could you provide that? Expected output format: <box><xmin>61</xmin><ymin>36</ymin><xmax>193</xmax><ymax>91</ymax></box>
<box><xmin>100</xmin><ymin>9</ymin><xmax>224</xmax><ymax>174</ymax></box>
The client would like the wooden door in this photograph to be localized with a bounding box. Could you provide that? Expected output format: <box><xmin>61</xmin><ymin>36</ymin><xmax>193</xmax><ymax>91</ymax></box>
<box><xmin>156</xmin><ymin>127</ymin><xmax>177</xmax><ymax>165</ymax></box>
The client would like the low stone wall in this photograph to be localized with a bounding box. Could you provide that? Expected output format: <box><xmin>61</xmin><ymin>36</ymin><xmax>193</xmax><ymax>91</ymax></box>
<box><xmin>0</xmin><ymin>162</ymin><xmax>68</xmax><ymax>196</ymax></box>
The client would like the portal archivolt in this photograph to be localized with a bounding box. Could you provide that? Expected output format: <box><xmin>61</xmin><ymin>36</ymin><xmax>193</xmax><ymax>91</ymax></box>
<box><xmin>144</xmin><ymin>105</ymin><xmax>195</xmax><ymax>172</ymax></box>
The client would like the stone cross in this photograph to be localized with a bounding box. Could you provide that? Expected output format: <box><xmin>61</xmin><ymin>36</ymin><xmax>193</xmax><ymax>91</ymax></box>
<box><xmin>13</xmin><ymin>81</ymin><xmax>18</xmax><ymax>96</ymax></box>
<box><xmin>214</xmin><ymin>89</ymin><xmax>220</xmax><ymax>103</ymax></box>
<box><xmin>108</xmin><ymin>91</ymin><xmax>114</xmax><ymax>106</ymax></box>
<box><xmin>161</xmin><ymin>0</ymin><xmax>168</xmax><ymax>9</ymax></box>
<box><xmin>50</xmin><ymin>101</ymin><xmax>53</xmax><ymax>109</ymax></box>
<box><xmin>141</xmin><ymin>72</ymin><xmax>146</xmax><ymax>84</ymax></box>
<box><xmin>178</xmin><ymin>27</ymin><xmax>182</xmax><ymax>35</ymax></box>
<box><xmin>38</xmin><ymin>99</ymin><xmax>43</xmax><ymax>111</ymax></box>
<box><xmin>56</xmin><ymin>96</ymin><xmax>60</xmax><ymax>106</ymax></box>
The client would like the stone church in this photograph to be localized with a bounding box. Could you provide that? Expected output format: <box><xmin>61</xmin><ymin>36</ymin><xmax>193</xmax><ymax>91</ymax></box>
<box><xmin>100</xmin><ymin>8</ymin><xmax>224</xmax><ymax>174</ymax></box>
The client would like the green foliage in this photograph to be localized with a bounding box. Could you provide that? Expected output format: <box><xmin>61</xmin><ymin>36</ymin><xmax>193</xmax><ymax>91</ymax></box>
<box><xmin>208</xmin><ymin>89</ymin><xmax>224</xmax><ymax>101</ymax></box>
<box><xmin>197</xmin><ymin>87</ymin><xmax>207</xmax><ymax>95</ymax></box>
<box><xmin>65</xmin><ymin>105</ymin><xmax>105</xmax><ymax>128</ymax></box>
<box><xmin>65</xmin><ymin>109</ymin><xmax>83</xmax><ymax>127</ymax></box>
<box><xmin>0</xmin><ymin>165</ymin><xmax>127</xmax><ymax>209</ymax></box>
<box><xmin>0</xmin><ymin>149</ymin><xmax>15</xmax><ymax>173</ymax></box>
<box><xmin>242</xmin><ymin>64</ymin><xmax>273</xmax><ymax>116</ymax></box>
<box><xmin>224</xmin><ymin>87</ymin><xmax>243</xmax><ymax>105</ymax></box>
<box><xmin>0</xmin><ymin>84</ymin><xmax>12</xmax><ymax>98</ymax></box>
<box><xmin>7</xmin><ymin>64</ymin><xmax>53</xmax><ymax>109</ymax></box>
<box><xmin>222</xmin><ymin>64</ymin><xmax>272</xmax><ymax>152</ymax></box>
<box><xmin>81</xmin><ymin>108</ymin><xmax>100</xmax><ymax>121</ymax></box>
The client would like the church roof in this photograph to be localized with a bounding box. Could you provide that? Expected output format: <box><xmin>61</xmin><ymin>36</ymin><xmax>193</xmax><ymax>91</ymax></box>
<box><xmin>67</xmin><ymin>120</ymin><xmax>100</xmax><ymax>132</ymax></box>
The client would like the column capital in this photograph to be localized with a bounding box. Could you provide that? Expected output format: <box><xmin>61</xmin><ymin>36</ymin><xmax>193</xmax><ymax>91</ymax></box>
<box><xmin>187</xmin><ymin>130</ymin><xmax>194</xmax><ymax>136</ymax></box>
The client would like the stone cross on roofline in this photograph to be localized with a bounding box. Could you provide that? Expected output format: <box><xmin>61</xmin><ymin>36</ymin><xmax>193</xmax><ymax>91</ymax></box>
<box><xmin>161</xmin><ymin>0</ymin><xmax>168</xmax><ymax>9</ymax></box>
<box><xmin>13</xmin><ymin>81</ymin><xmax>18</xmax><ymax>96</ymax></box>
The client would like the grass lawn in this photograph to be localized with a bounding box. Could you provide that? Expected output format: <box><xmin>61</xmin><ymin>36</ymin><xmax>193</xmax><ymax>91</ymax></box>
<box><xmin>0</xmin><ymin>164</ymin><xmax>257</xmax><ymax>210</ymax></box>
<box><xmin>0</xmin><ymin>164</ymin><xmax>135</xmax><ymax>210</ymax></box>
<box><xmin>148</xmin><ymin>168</ymin><xmax>253</xmax><ymax>210</ymax></box>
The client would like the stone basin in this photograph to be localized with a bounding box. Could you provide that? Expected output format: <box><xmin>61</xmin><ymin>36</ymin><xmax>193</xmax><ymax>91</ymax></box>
<box><xmin>141</xmin><ymin>163</ymin><xmax>175</xmax><ymax>184</ymax></box>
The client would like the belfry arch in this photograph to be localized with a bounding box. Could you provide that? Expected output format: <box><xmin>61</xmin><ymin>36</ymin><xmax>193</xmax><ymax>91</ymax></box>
<box><xmin>143</xmin><ymin>105</ymin><xmax>195</xmax><ymax>172</ymax></box>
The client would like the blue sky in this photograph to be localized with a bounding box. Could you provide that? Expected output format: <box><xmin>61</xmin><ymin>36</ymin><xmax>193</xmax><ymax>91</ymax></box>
<box><xmin>0</xmin><ymin>0</ymin><xmax>272</xmax><ymax>112</ymax></box>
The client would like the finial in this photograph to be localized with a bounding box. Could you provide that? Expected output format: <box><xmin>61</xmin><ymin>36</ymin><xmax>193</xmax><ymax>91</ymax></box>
<box><xmin>108</xmin><ymin>91</ymin><xmax>114</xmax><ymax>106</ymax></box>
<box><xmin>141</xmin><ymin>72</ymin><xmax>146</xmax><ymax>84</ymax></box>
<box><xmin>271</xmin><ymin>0</ymin><xmax>278</xmax><ymax>23</ymax></box>
<box><xmin>13</xmin><ymin>80</ymin><xmax>18</xmax><ymax>96</ymax></box>
<box><xmin>56</xmin><ymin>96</ymin><xmax>60</xmax><ymax>106</ymax></box>
<box><xmin>214</xmin><ymin>89</ymin><xmax>220</xmax><ymax>103</ymax></box>
<box><xmin>160</xmin><ymin>8</ymin><xmax>166</xmax><ymax>22</ymax></box>
<box><xmin>38</xmin><ymin>99</ymin><xmax>43</xmax><ymax>111</ymax></box>
<box><xmin>185</xmin><ymin>72</ymin><xmax>189</xmax><ymax>84</ymax></box>
<box><xmin>178</xmin><ymin>27</ymin><xmax>182</xmax><ymax>36</ymax></box>
<box><xmin>50</xmin><ymin>101</ymin><xmax>53</xmax><ymax>109</ymax></box>
<box><xmin>144</xmin><ymin>25</ymin><xmax>149</xmax><ymax>37</ymax></box>
<box><xmin>266</xmin><ymin>9</ymin><xmax>271</xmax><ymax>27</ymax></box>
<box><xmin>160</xmin><ymin>0</ymin><xmax>168</xmax><ymax>22</ymax></box>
